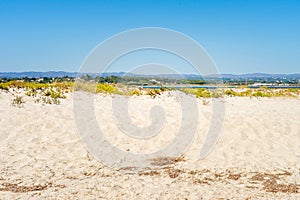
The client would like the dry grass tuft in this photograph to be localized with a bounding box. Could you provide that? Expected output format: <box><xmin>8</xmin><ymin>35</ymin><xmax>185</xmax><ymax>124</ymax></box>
<box><xmin>227</xmin><ymin>173</ymin><xmax>242</xmax><ymax>180</ymax></box>
<box><xmin>118</xmin><ymin>166</ymin><xmax>138</xmax><ymax>171</ymax></box>
<box><xmin>193</xmin><ymin>178</ymin><xmax>211</xmax><ymax>185</ymax></box>
<box><xmin>119</xmin><ymin>166</ymin><xmax>298</xmax><ymax>194</ymax></box>
<box><xmin>263</xmin><ymin>179</ymin><xmax>298</xmax><ymax>193</ymax></box>
<box><xmin>83</xmin><ymin>171</ymin><xmax>96</xmax><ymax>177</ymax></box>
<box><xmin>148</xmin><ymin>155</ymin><xmax>185</xmax><ymax>166</ymax></box>
<box><xmin>250</xmin><ymin>172</ymin><xmax>299</xmax><ymax>193</ymax></box>
<box><xmin>214</xmin><ymin>173</ymin><xmax>224</xmax><ymax>179</ymax></box>
<box><xmin>11</xmin><ymin>95</ymin><xmax>25</xmax><ymax>107</ymax></box>
<box><xmin>202</xmin><ymin>98</ymin><xmax>210</xmax><ymax>105</ymax></box>
<box><xmin>138</xmin><ymin>170</ymin><xmax>161</xmax><ymax>176</ymax></box>
<box><xmin>164</xmin><ymin>167</ymin><xmax>182</xmax><ymax>178</ymax></box>
<box><xmin>0</xmin><ymin>183</ymin><xmax>49</xmax><ymax>193</ymax></box>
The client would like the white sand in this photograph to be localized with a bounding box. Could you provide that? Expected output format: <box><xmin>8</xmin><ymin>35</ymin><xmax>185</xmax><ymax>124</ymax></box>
<box><xmin>0</xmin><ymin>90</ymin><xmax>299</xmax><ymax>199</ymax></box>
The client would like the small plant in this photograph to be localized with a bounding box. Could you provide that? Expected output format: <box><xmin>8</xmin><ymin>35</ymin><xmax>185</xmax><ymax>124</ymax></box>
<box><xmin>252</xmin><ymin>91</ymin><xmax>272</xmax><ymax>97</ymax></box>
<box><xmin>42</xmin><ymin>97</ymin><xmax>51</xmax><ymax>104</ymax></box>
<box><xmin>25</xmin><ymin>89</ymin><xmax>38</xmax><ymax>97</ymax></box>
<box><xmin>148</xmin><ymin>155</ymin><xmax>185</xmax><ymax>166</ymax></box>
<box><xmin>224</xmin><ymin>89</ymin><xmax>239</xmax><ymax>97</ymax></box>
<box><xmin>146</xmin><ymin>88</ymin><xmax>161</xmax><ymax>98</ymax></box>
<box><xmin>42</xmin><ymin>96</ymin><xmax>61</xmax><ymax>105</ymax></box>
<box><xmin>0</xmin><ymin>82</ymin><xmax>9</xmax><ymax>91</ymax></box>
<box><xmin>239</xmin><ymin>89</ymin><xmax>253</xmax><ymax>97</ymax></box>
<box><xmin>52</xmin><ymin>97</ymin><xmax>61</xmax><ymax>105</ymax></box>
<box><xmin>128</xmin><ymin>89</ymin><xmax>142</xmax><ymax>96</ymax></box>
<box><xmin>195</xmin><ymin>88</ymin><xmax>211</xmax><ymax>98</ymax></box>
<box><xmin>202</xmin><ymin>98</ymin><xmax>210</xmax><ymax>105</ymax></box>
<box><xmin>42</xmin><ymin>88</ymin><xmax>66</xmax><ymax>99</ymax></box>
<box><xmin>182</xmin><ymin>88</ymin><xmax>212</xmax><ymax>98</ymax></box>
<box><xmin>11</xmin><ymin>95</ymin><xmax>25</xmax><ymax>107</ymax></box>
<box><xmin>34</xmin><ymin>98</ymin><xmax>41</xmax><ymax>103</ymax></box>
<box><xmin>181</xmin><ymin>88</ymin><xmax>196</xmax><ymax>95</ymax></box>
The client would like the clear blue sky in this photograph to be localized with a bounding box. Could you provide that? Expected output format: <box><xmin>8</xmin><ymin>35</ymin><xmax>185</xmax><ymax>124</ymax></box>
<box><xmin>0</xmin><ymin>0</ymin><xmax>299</xmax><ymax>74</ymax></box>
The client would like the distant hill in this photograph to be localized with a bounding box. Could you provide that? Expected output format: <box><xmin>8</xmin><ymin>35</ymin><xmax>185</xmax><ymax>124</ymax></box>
<box><xmin>0</xmin><ymin>71</ymin><xmax>299</xmax><ymax>80</ymax></box>
<box><xmin>0</xmin><ymin>71</ymin><xmax>77</xmax><ymax>78</ymax></box>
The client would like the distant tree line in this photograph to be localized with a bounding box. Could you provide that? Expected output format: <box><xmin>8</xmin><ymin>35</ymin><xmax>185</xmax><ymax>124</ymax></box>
<box><xmin>1</xmin><ymin>74</ymin><xmax>299</xmax><ymax>85</ymax></box>
<box><xmin>0</xmin><ymin>76</ymin><xmax>75</xmax><ymax>83</ymax></box>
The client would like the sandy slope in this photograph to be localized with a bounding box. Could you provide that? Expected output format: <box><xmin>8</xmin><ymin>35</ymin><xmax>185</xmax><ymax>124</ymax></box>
<box><xmin>0</xmin><ymin>90</ymin><xmax>299</xmax><ymax>199</ymax></box>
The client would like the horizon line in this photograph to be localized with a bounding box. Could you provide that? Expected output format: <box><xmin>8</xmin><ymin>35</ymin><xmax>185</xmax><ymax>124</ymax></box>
<box><xmin>0</xmin><ymin>71</ymin><xmax>299</xmax><ymax>76</ymax></box>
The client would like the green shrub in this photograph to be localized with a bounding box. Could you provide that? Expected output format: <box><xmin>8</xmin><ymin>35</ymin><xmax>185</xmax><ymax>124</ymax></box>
<box><xmin>128</xmin><ymin>89</ymin><xmax>142</xmax><ymax>96</ymax></box>
<box><xmin>182</xmin><ymin>88</ymin><xmax>212</xmax><ymax>98</ymax></box>
<box><xmin>96</xmin><ymin>84</ymin><xmax>120</xmax><ymax>94</ymax></box>
<box><xmin>252</xmin><ymin>91</ymin><xmax>272</xmax><ymax>97</ymax></box>
<box><xmin>0</xmin><ymin>81</ymin><xmax>73</xmax><ymax>92</ymax></box>
<box><xmin>239</xmin><ymin>89</ymin><xmax>252</xmax><ymax>97</ymax></box>
<box><xmin>287</xmin><ymin>88</ymin><xmax>300</xmax><ymax>95</ymax></box>
<box><xmin>25</xmin><ymin>89</ymin><xmax>38</xmax><ymax>97</ymax></box>
<box><xmin>145</xmin><ymin>88</ymin><xmax>162</xmax><ymax>98</ymax></box>
<box><xmin>0</xmin><ymin>82</ymin><xmax>9</xmax><ymax>91</ymax></box>
<box><xmin>42</xmin><ymin>88</ymin><xmax>66</xmax><ymax>99</ymax></box>
<box><xmin>224</xmin><ymin>89</ymin><xmax>239</xmax><ymax>97</ymax></box>
<box><xmin>181</xmin><ymin>88</ymin><xmax>197</xmax><ymax>95</ymax></box>
<box><xmin>195</xmin><ymin>88</ymin><xmax>211</xmax><ymax>98</ymax></box>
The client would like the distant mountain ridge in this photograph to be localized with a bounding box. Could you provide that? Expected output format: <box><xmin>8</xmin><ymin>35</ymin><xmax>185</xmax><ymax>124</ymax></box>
<box><xmin>0</xmin><ymin>71</ymin><xmax>299</xmax><ymax>79</ymax></box>
<box><xmin>0</xmin><ymin>71</ymin><xmax>77</xmax><ymax>78</ymax></box>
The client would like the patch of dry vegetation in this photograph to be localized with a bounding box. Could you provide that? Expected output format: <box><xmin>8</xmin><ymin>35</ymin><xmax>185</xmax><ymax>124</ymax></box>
<box><xmin>0</xmin><ymin>183</ymin><xmax>48</xmax><ymax>193</ymax></box>
<box><xmin>11</xmin><ymin>95</ymin><xmax>25</xmax><ymax>107</ymax></box>
<box><xmin>3</xmin><ymin>80</ymin><xmax>299</xmax><ymax>99</ymax></box>
<box><xmin>2</xmin><ymin>81</ymin><xmax>73</xmax><ymax>106</ymax></box>
<box><xmin>134</xmin><ymin>163</ymin><xmax>299</xmax><ymax>194</ymax></box>
<box><xmin>0</xmin><ymin>182</ymin><xmax>66</xmax><ymax>193</ymax></box>
<box><xmin>182</xmin><ymin>87</ymin><xmax>300</xmax><ymax>98</ymax></box>
<box><xmin>225</xmin><ymin>87</ymin><xmax>300</xmax><ymax>98</ymax></box>
<box><xmin>148</xmin><ymin>155</ymin><xmax>185</xmax><ymax>166</ymax></box>
<box><xmin>250</xmin><ymin>172</ymin><xmax>298</xmax><ymax>193</ymax></box>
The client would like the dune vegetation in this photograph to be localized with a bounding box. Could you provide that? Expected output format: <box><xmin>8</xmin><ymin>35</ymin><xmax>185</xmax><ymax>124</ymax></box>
<box><xmin>181</xmin><ymin>87</ymin><xmax>300</xmax><ymax>98</ymax></box>
<box><xmin>1</xmin><ymin>80</ymin><xmax>300</xmax><ymax>107</ymax></box>
<box><xmin>223</xmin><ymin>87</ymin><xmax>300</xmax><ymax>98</ymax></box>
<box><xmin>0</xmin><ymin>81</ymin><xmax>72</xmax><ymax>106</ymax></box>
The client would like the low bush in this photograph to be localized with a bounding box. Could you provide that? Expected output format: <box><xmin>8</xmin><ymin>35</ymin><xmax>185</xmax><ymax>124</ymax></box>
<box><xmin>96</xmin><ymin>84</ymin><xmax>120</xmax><ymax>94</ymax></box>
<box><xmin>195</xmin><ymin>88</ymin><xmax>211</xmax><ymax>98</ymax></box>
<box><xmin>224</xmin><ymin>89</ymin><xmax>239</xmax><ymax>97</ymax></box>
<box><xmin>239</xmin><ymin>89</ymin><xmax>252</xmax><ymax>97</ymax></box>
<box><xmin>145</xmin><ymin>88</ymin><xmax>162</xmax><ymax>98</ymax></box>
<box><xmin>182</xmin><ymin>88</ymin><xmax>211</xmax><ymax>98</ymax></box>
<box><xmin>128</xmin><ymin>89</ymin><xmax>142</xmax><ymax>96</ymax></box>
<box><xmin>252</xmin><ymin>91</ymin><xmax>272</xmax><ymax>97</ymax></box>
<box><xmin>0</xmin><ymin>82</ymin><xmax>9</xmax><ymax>91</ymax></box>
<box><xmin>42</xmin><ymin>88</ymin><xmax>66</xmax><ymax>99</ymax></box>
<box><xmin>25</xmin><ymin>89</ymin><xmax>38</xmax><ymax>97</ymax></box>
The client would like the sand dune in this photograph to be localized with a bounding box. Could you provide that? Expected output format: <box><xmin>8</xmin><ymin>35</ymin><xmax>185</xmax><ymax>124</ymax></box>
<box><xmin>0</xmin><ymin>91</ymin><xmax>299</xmax><ymax>199</ymax></box>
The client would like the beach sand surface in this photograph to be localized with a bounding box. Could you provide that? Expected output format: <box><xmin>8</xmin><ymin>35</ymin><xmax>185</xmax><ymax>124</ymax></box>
<box><xmin>0</xmin><ymin>91</ymin><xmax>299</xmax><ymax>199</ymax></box>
